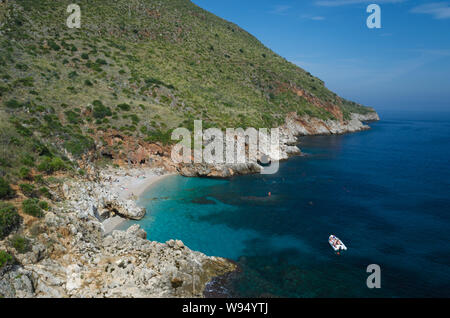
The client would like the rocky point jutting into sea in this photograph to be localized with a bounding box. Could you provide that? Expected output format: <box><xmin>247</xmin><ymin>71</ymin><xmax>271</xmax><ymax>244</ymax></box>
<box><xmin>0</xmin><ymin>111</ymin><xmax>378</xmax><ymax>298</ymax></box>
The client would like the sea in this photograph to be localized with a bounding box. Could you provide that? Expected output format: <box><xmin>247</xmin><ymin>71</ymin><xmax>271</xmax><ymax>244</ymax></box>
<box><xmin>123</xmin><ymin>110</ymin><xmax>450</xmax><ymax>297</ymax></box>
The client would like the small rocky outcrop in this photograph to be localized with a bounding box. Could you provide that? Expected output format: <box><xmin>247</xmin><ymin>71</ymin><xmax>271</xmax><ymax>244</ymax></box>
<box><xmin>62</xmin><ymin>178</ymin><xmax>146</xmax><ymax>221</ymax></box>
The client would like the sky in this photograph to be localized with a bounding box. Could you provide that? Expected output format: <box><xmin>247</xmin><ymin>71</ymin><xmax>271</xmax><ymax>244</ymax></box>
<box><xmin>192</xmin><ymin>0</ymin><xmax>450</xmax><ymax>112</ymax></box>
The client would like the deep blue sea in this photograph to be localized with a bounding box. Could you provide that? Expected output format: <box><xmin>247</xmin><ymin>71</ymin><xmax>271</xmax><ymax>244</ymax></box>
<box><xmin>125</xmin><ymin>110</ymin><xmax>450</xmax><ymax>297</ymax></box>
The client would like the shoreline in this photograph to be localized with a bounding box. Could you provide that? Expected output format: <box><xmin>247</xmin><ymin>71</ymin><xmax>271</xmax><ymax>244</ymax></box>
<box><xmin>103</xmin><ymin>169</ymin><xmax>176</xmax><ymax>201</ymax></box>
<box><xmin>100</xmin><ymin>169</ymin><xmax>176</xmax><ymax>233</ymax></box>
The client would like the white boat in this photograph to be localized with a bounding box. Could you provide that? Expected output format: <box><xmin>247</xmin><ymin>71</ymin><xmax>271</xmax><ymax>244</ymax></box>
<box><xmin>329</xmin><ymin>235</ymin><xmax>347</xmax><ymax>252</ymax></box>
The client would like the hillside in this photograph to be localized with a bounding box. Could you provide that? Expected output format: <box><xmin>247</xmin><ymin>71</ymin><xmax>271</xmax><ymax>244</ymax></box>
<box><xmin>0</xmin><ymin>0</ymin><xmax>376</xmax><ymax>181</ymax></box>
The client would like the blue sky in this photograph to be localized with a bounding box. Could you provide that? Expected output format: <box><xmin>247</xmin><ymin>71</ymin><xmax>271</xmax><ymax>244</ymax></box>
<box><xmin>192</xmin><ymin>0</ymin><xmax>450</xmax><ymax>112</ymax></box>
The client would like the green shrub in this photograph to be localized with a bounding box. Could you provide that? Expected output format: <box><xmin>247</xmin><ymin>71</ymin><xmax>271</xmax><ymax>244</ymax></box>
<box><xmin>117</xmin><ymin>103</ymin><xmax>131</xmax><ymax>111</ymax></box>
<box><xmin>64</xmin><ymin>133</ymin><xmax>94</xmax><ymax>157</ymax></box>
<box><xmin>81</xmin><ymin>53</ymin><xmax>89</xmax><ymax>60</ymax></box>
<box><xmin>68</xmin><ymin>71</ymin><xmax>78</xmax><ymax>79</ymax></box>
<box><xmin>21</xmin><ymin>154</ymin><xmax>35</xmax><ymax>167</ymax></box>
<box><xmin>38</xmin><ymin>187</ymin><xmax>51</xmax><ymax>199</ymax></box>
<box><xmin>19</xmin><ymin>183</ymin><xmax>35</xmax><ymax>197</ymax></box>
<box><xmin>34</xmin><ymin>175</ymin><xmax>44</xmax><ymax>184</ymax></box>
<box><xmin>14</xmin><ymin>123</ymin><xmax>32</xmax><ymax>136</ymax></box>
<box><xmin>96</xmin><ymin>58</ymin><xmax>107</xmax><ymax>65</ymax></box>
<box><xmin>15</xmin><ymin>63</ymin><xmax>28</xmax><ymax>71</ymax></box>
<box><xmin>10</xmin><ymin>235</ymin><xmax>31</xmax><ymax>254</ymax></box>
<box><xmin>4</xmin><ymin>99</ymin><xmax>22</xmax><ymax>109</ymax></box>
<box><xmin>0</xmin><ymin>250</ymin><xmax>13</xmax><ymax>268</ymax></box>
<box><xmin>37</xmin><ymin>156</ymin><xmax>66</xmax><ymax>174</ymax></box>
<box><xmin>22</xmin><ymin>199</ymin><xmax>43</xmax><ymax>218</ymax></box>
<box><xmin>33</xmin><ymin>142</ymin><xmax>52</xmax><ymax>157</ymax></box>
<box><xmin>0</xmin><ymin>202</ymin><xmax>22</xmax><ymax>239</ymax></box>
<box><xmin>92</xmin><ymin>100</ymin><xmax>112</xmax><ymax>119</ymax></box>
<box><xmin>38</xmin><ymin>201</ymin><xmax>49</xmax><ymax>211</ymax></box>
<box><xmin>64</xmin><ymin>110</ymin><xmax>82</xmax><ymax>124</ymax></box>
<box><xmin>0</xmin><ymin>178</ymin><xmax>15</xmax><ymax>199</ymax></box>
<box><xmin>48</xmin><ymin>40</ymin><xmax>61</xmax><ymax>51</ymax></box>
<box><xmin>19</xmin><ymin>167</ymin><xmax>32</xmax><ymax>180</ymax></box>
<box><xmin>0</xmin><ymin>85</ymin><xmax>8</xmax><ymax>96</ymax></box>
<box><xmin>84</xmin><ymin>79</ymin><xmax>93</xmax><ymax>86</ymax></box>
<box><xmin>129</xmin><ymin>114</ymin><xmax>140</xmax><ymax>124</ymax></box>
<box><xmin>14</xmin><ymin>77</ymin><xmax>34</xmax><ymax>87</ymax></box>
<box><xmin>144</xmin><ymin>129</ymin><xmax>174</xmax><ymax>145</ymax></box>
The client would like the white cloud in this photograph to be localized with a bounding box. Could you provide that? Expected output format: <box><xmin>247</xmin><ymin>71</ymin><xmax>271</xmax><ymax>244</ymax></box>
<box><xmin>410</xmin><ymin>2</ymin><xmax>450</xmax><ymax>19</ymax></box>
<box><xmin>315</xmin><ymin>0</ymin><xmax>406</xmax><ymax>7</ymax></box>
<box><xmin>270</xmin><ymin>5</ymin><xmax>292</xmax><ymax>15</ymax></box>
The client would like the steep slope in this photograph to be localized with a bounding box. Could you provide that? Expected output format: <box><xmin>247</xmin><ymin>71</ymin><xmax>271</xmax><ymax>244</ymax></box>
<box><xmin>0</xmin><ymin>0</ymin><xmax>377</xmax><ymax>180</ymax></box>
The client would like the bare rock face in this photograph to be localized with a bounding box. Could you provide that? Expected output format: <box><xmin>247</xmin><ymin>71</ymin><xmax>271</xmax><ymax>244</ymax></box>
<box><xmin>283</xmin><ymin>111</ymin><xmax>380</xmax><ymax>136</ymax></box>
<box><xmin>178</xmin><ymin>162</ymin><xmax>261</xmax><ymax>178</ymax></box>
<box><xmin>62</xmin><ymin>179</ymin><xmax>146</xmax><ymax>221</ymax></box>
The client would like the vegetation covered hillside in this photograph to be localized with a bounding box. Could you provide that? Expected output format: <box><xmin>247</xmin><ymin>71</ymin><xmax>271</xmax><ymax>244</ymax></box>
<box><xmin>0</xmin><ymin>0</ymin><xmax>375</xmax><ymax>182</ymax></box>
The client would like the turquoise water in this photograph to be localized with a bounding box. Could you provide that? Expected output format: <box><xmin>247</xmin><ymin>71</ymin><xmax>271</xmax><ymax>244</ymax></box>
<box><xmin>126</xmin><ymin>111</ymin><xmax>450</xmax><ymax>297</ymax></box>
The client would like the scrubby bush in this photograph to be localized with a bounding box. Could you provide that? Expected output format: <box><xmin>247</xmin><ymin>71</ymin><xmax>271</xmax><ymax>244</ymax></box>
<box><xmin>21</xmin><ymin>154</ymin><xmax>35</xmax><ymax>167</ymax></box>
<box><xmin>64</xmin><ymin>133</ymin><xmax>94</xmax><ymax>157</ymax></box>
<box><xmin>38</xmin><ymin>201</ymin><xmax>49</xmax><ymax>211</ymax></box>
<box><xmin>129</xmin><ymin>114</ymin><xmax>140</xmax><ymax>124</ymax></box>
<box><xmin>0</xmin><ymin>202</ymin><xmax>22</xmax><ymax>239</ymax></box>
<box><xmin>19</xmin><ymin>167</ymin><xmax>32</xmax><ymax>180</ymax></box>
<box><xmin>0</xmin><ymin>250</ymin><xmax>13</xmax><ymax>269</ymax></box>
<box><xmin>64</xmin><ymin>110</ymin><xmax>82</xmax><ymax>124</ymax></box>
<box><xmin>19</xmin><ymin>183</ymin><xmax>35</xmax><ymax>197</ymax></box>
<box><xmin>38</xmin><ymin>187</ymin><xmax>51</xmax><ymax>199</ymax></box>
<box><xmin>4</xmin><ymin>99</ymin><xmax>22</xmax><ymax>109</ymax></box>
<box><xmin>81</xmin><ymin>53</ymin><xmax>89</xmax><ymax>60</ymax></box>
<box><xmin>68</xmin><ymin>71</ymin><xmax>78</xmax><ymax>79</ymax></box>
<box><xmin>14</xmin><ymin>123</ymin><xmax>32</xmax><ymax>137</ymax></box>
<box><xmin>0</xmin><ymin>178</ymin><xmax>15</xmax><ymax>199</ymax></box>
<box><xmin>48</xmin><ymin>40</ymin><xmax>61</xmax><ymax>51</ymax></box>
<box><xmin>34</xmin><ymin>175</ymin><xmax>44</xmax><ymax>184</ymax></box>
<box><xmin>84</xmin><ymin>79</ymin><xmax>93</xmax><ymax>86</ymax></box>
<box><xmin>22</xmin><ymin>199</ymin><xmax>43</xmax><ymax>218</ymax></box>
<box><xmin>15</xmin><ymin>63</ymin><xmax>28</xmax><ymax>71</ymax></box>
<box><xmin>33</xmin><ymin>142</ymin><xmax>52</xmax><ymax>157</ymax></box>
<box><xmin>10</xmin><ymin>235</ymin><xmax>31</xmax><ymax>254</ymax></box>
<box><xmin>14</xmin><ymin>77</ymin><xmax>34</xmax><ymax>87</ymax></box>
<box><xmin>117</xmin><ymin>103</ymin><xmax>131</xmax><ymax>111</ymax></box>
<box><xmin>0</xmin><ymin>85</ymin><xmax>8</xmax><ymax>96</ymax></box>
<box><xmin>96</xmin><ymin>58</ymin><xmax>107</xmax><ymax>65</ymax></box>
<box><xmin>92</xmin><ymin>100</ymin><xmax>112</xmax><ymax>119</ymax></box>
<box><xmin>37</xmin><ymin>156</ymin><xmax>66</xmax><ymax>174</ymax></box>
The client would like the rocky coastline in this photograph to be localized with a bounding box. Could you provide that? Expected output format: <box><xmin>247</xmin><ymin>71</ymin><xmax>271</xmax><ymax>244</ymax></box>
<box><xmin>178</xmin><ymin>112</ymin><xmax>380</xmax><ymax>178</ymax></box>
<box><xmin>0</xmin><ymin>167</ymin><xmax>236</xmax><ymax>298</ymax></box>
<box><xmin>0</xmin><ymin>111</ymin><xmax>378</xmax><ymax>298</ymax></box>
